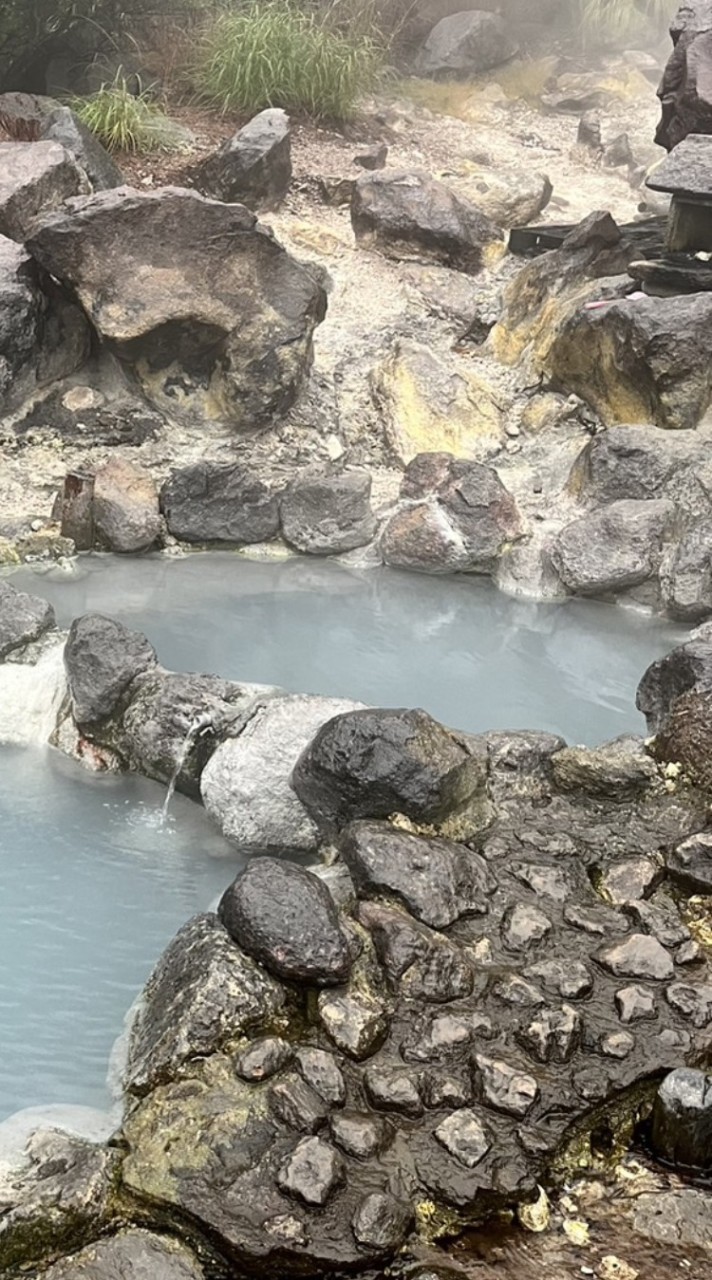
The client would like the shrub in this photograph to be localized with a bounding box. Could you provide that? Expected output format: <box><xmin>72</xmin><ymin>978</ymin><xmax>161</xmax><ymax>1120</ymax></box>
<box><xmin>71</xmin><ymin>73</ymin><xmax>181</xmax><ymax>153</ymax></box>
<box><xmin>193</xmin><ymin>1</ymin><xmax>386</xmax><ymax>120</ymax></box>
<box><xmin>576</xmin><ymin>0</ymin><xmax>671</xmax><ymax>42</ymax></box>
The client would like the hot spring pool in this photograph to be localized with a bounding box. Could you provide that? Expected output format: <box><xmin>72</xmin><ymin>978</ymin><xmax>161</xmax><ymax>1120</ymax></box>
<box><xmin>0</xmin><ymin>553</ymin><xmax>684</xmax><ymax>1123</ymax></box>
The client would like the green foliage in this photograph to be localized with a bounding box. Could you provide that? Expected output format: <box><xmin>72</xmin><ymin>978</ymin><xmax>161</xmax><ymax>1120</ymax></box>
<box><xmin>193</xmin><ymin>1</ymin><xmax>386</xmax><ymax>120</ymax></box>
<box><xmin>576</xmin><ymin>0</ymin><xmax>671</xmax><ymax>41</ymax></box>
<box><xmin>71</xmin><ymin>73</ymin><xmax>178</xmax><ymax>152</ymax></box>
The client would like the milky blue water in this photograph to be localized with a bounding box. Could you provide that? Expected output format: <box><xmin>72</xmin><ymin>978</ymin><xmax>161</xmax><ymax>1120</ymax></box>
<box><xmin>0</xmin><ymin>553</ymin><xmax>684</xmax><ymax>1121</ymax></box>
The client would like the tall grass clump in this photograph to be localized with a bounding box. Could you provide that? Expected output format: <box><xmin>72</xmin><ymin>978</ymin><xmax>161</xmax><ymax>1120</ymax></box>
<box><xmin>576</xmin><ymin>0</ymin><xmax>671</xmax><ymax>42</ymax></box>
<box><xmin>71</xmin><ymin>73</ymin><xmax>180</xmax><ymax>152</ymax></box>
<box><xmin>193</xmin><ymin>1</ymin><xmax>386</xmax><ymax>121</ymax></box>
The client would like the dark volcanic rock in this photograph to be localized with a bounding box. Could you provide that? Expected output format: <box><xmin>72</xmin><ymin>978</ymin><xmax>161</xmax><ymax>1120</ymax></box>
<box><xmin>64</xmin><ymin>613</ymin><xmax>157</xmax><ymax>725</ymax></box>
<box><xmin>667</xmin><ymin>832</ymin><xmax>712</xmax><ymax>894</ymax></box>
<box><xmin>351</xmin><ymin>170</ymin><xmax>500</xmax><ymax>273</ymax></box>
<box><xmin>651</xmin><ymin>1067</ymin><xmax>712</xmax><ymax>1170</ymax></box>
<box><xmin>218</xmin><ymin>858</ymin><xmax>352</xmax><ymax>986</ymax></box>
<box><xmin>27</xmin><ymin>186</ymin><xmax>326</xmax><ymax>430</ymax></box>
<box><xmin>351</xmin><ymin>1191</ymin><xmax>412</xmax><ymax>1251</ymax></box>
<box><xmin>92</xmin><ymin>457</ymin><xmax>161</xmax><ymax>553</ymax></box>
<box><xmin>417</xmin><ymin>10</ymin><xmax>517</xmax><ymax>78</ymax></box>
<box><xmin>160</xmin><ymin>462</ymin><xmax>280</xmax><ymax>545</ymax></box>
<box><xmin>0</xmin><ymin>581</ymin><xmax>55</xmax><ymax>658</ymax></box>
<box><xmin>193</xmin><ymin>108</ymin><xmax>292</xmax><ymax>210</ymax></box>
<box><xmin>126</xmin><ymin>913</ymin><xmax>285</xmax><ymax>1095</ymax></box>
<box><xmin>280</xmin><ymin>470</ymin><xmax>377</xmax><ymax>555</ymax></box>
<box><xmin>551</xmin><ymin>500</ymin><xmax>674</xmax><ymax>596</ymax></box>
<box><xmin>652</xmin><ymin>688</ymin><xmax>712</xmax><ymax>789</ymax></box>
<box><xmin>656</xmin><ymin>1</ymin><xmax>712</xmax><ymax>151</ymax></box>
<box><xmin>277</xmin><ymin>1136</ymin><xmax>344</xmax><ymax>1206</ymax></box>
<box><xmin>0</xmin><ymin>92</ymin><xmax>122</xmax><ymax>189</ymax></box>
<box><xmin>637</xmin><ymin>620</ymin><xmax>712</xmax><ymax>732</ymax></box>
<box><xmin>292</xmin><ymin>707</ymin><xmax>487</xmax><ymax>835</ymax></box>
<box><xmin>339</xmin><ymin>820</ymin><xmax>492</xmax><ymax>928</ymax></box>
<box><xmin>40</xmin><ymin>1229</ymin><xmax>206</xmax><ymax>1280</ymax></box>
<box><xmin>0</xmin><ymin>140</ymin><xmax>86</xmax><ymax>240</ymax></box>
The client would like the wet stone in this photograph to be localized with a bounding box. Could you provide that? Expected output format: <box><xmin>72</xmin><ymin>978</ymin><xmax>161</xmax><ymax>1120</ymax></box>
<box><xmin>667</xmin><ymin>832</ymin><xmax>712</xmax><ymax>896</ymax></box>
<box><xmin>330</xmin><ymin>1111</ymin><xmax>387</xmax><ymax>1159</ymax></box>
<box><xmin>434</xmin><ymin>1108</ymin><xmax>492</xmax><ymax>1168</ymax></box>
<box><xmin>364</xmin><ymin>1066</ymin><xmax>423</xmax><ymax>1116</ymax></box>
<box><xmin>401</xmin><ymin>1011</ymin><xmax>492</xmax><ymax>1062</ymax></box>
<box><xmin>0</xmin><ymin>582</ymin><xmax>55</xmax><ymax>658</ymax></box>
<box><xmin>422</xmin><ymin>1070</ymin><xmax>472</xmax><ymax>1108</ymax></box>
<box><xmin>352</xmin><ymin>1192</ymin><xmax>413</xmax><ymax>1252</ymax></box>
<box><xmin>525</xmin><ymin>960</ymin><xmax>593</xmax><ymax>1000</ymax></box>
<box><xmin>270</xmin><ymin>1074</ymin><xmax>330</xmax><ymax>1132</ymax></box>
<box><xmin>666</xmin><ymin>982</ymin><xmax>712</xmax><ymax>1027</ymax></box>
<box><xmin>624</xmin><ymin>901</ymin><xmax>689</xmax><ymax>948</ymax></box>
<box><xmin>401</xmin><ymin>939</ymin><xmax>474</xmax><ymax>1003</ymax></box>
<box><xmin>517</xmin><ymin>1005</ymin><xmax>581</xmax><ymax>1064</ymax></box>
<box><xmin>473</xmin><ymin>1054</ymin><xmax>539</xmax><ymax>1118</ymax></box>
<box><xmin>676</xmin><ymin>940</ymin><xmax>703</xmax><ymax>966</ymax></box>
<box><xmin>295</xmin><ymin>1048</ymin><xmax>346</xmax><ymax>1105</ymax></box>
<box><xmin>493</xmin><ymin>975</ymin><xmax>545</xmax><ymax>1007</ymax></box>
<box><xmin>277</xmin><ymin>1136</ymin><xmax>344</xmax><ymax>1207</ymax></box>
<box><xmin>598</xmin><ymin>934</ymin><xmax>674</xmax><ymax>982</ymax></box>
<box><xmin>564</xmin><ymin>902</ymin><xmax>627</xmax><ymax>936</ymax></box>
<box><xmin>234</xmin><ymin>1036</ymin><xmax>292</xmax><ymax>1081</ymax></box>
<box><xmin>598</xmin><ymin>857</ymin><xmax>660</xmax><ymax>904</ymax></box>
<box><xmin>501</xmin><ymin>903</ymin><xmax>552</xmax><ymax>951</ymax></box>
<box><xmin>615</xmin><ymin>985</ymin><xmax>657</xmax><ymax>1024</ymax></box>
<box><xmin>317</xmin><ymin>990</ymin><xmax>388</xmax><ymax>1059</ymax></box>
<box><xmin>601</xmin><ymin>1030</ymin><xmax>635</xmax><ymax>1058</ymax></box>
<box><xmin>651</xmin><ymin>1068</ymin><xmax>712</xmax><ymax>1171</ymax></box>
<box><xmin>510</xmin><ymin>861</ymin><xmax>572</xmax><ymax>902</ymax></box>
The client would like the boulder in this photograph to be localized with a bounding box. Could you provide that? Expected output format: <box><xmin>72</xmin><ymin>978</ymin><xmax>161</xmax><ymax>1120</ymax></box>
<box><xmin>661</xmin><ymin>517</ymin><xmax>712</xmax><ymax>621</ymax></box>
<box><xmin>651</xmin><ymin>1068</ymin><xmax>712</xmax><ymax>1170</ymax></box>
<box><xmin>0</xmin><ymin>581</ymin><xmax>55</xmax><ymax>658</ymax></box>
<box><xmin>193</xmin><ymin>108</ymin><xmax>292</xmax><ymax>210</ymax></box>
<box><xmin>551</xmin><ymin>738</ymin><xmax>657</xmax><ymax>798</ymax></box>
<box><xmin>0</xmin><ymin>235</ymin><xmax>89</xmax><ymax>416</ymax></box>
<box><xmin>546</xmin><ymin>293</ymin><xmax>712</xmax><ymax>430</ymax></box>
<box><xmin>200</xmin><ymin>693</ymin><xmax>365</xmax><ymax>855</ymax></box>
<box><xmin>40</xmin><ymin>1230</ymin><xmax>206</xmax><ymax>1280</ymax></box>
<box><xmin>40</xmin><ymin>105</ymin><xmax>123</xmax><ymax>191</ymax></box>
<box><xmin>652</xmin><ymin>687</ymin><xmax>712</xmax><ymax>789</ymax></box>
<box><xmin>372</xmin><ymin>342</ymin><xmax>505</xmax><ymax>465</ymax></box>
<box><xmin>280</xmin><ymin>470</ymin><xmax>377</xmax><ymax>555</ymax></box>
<box><xmin>567</xmin><ymin>425</ymin><xmax>700</xmax><ymax>505</ymax></box>
<box><xmin>467</xmin><ymin>170</ymin><xmax>552</xmax><ymax>231</ymax></box>
<box><xmin>126</xmin><ymin>912</ymin><xmax>286</xmax><ymax>1095</ymax></box>
<box><xmin>160</xmin><ymin>462</ymin><xmax>280</xmax><ymax>545</ymax></box>
<box><xmin>637</xmin><ymin>621</ymin><xmax>712</xmax><ymax>732</ymax></box>
<box><xmin>656</xmin><ymin>1</ymin><xmax>712</xmax><ymax>151</ymax></box>
<box><xmin>667</xmin><ymin>831</ymin><xmax>712</xmax><ymax>895</ymax></box>
<box><xmin>26</xmin><ymin>186</ymin><xmax>327</xmax><ymax>430</ymax></box>
<box><xmin>351</xmin><ymin>171</ymin><xmax>500</xmax><ymax>273</ymax></box>
<box><xmin>382</xmin><ymin>503</ymin><xmax>472</xmax><ymax>573</ymax></box>
<box><xmin>92</xmin><ymin>458</ymin><xmax>161</xmax><ymax>553</ymax></box>
<box><xmin>551</xmin><ymin>499</ymin><xmax>674</xmax><ymax>597</ymax></box>
<box><xmin>64</xmin><ymin>613</ymin><xmax>157</xmax><ymax>725</ymax></box>
<box><xmin>416</xmin><ymin>10</ymin><xmax>518</xmax><ymax>78</ymax></box>
<box><xmin>0</xmin><ymin>140</ymin><xmax>87</xmax><ymax>240</ymax></box>
<box><xmin>218</xmin><ymin>859</ymin><xmax>352</xmax><ymax>986</ymax></box>
<box><xmin>292</xmin><ymin>706</ymin><xmax>487</xmax><ymax>836</ymax></box>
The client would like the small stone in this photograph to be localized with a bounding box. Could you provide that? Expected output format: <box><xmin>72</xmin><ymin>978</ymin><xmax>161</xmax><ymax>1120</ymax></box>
<box><xmin>501</xmin><ymin>902</ymin><xmax>552</xmax><ymax>950</ymax></box>
<box><xmin>353</xmin><ymin>144</ymin><xmax>388</xmax><ymax>171</ymax></box>
<box><xmin>401</xmin><ymin>1011</ymin><xmax>491</xmax><ymax>1062</ymax></box>
<box><xmin>422</xmin><ymin>1071</ymin><xmax>472</xmax><ymax>1108</ymax></box>
<box><xmin>615</xmin><ymin>986</ymin><xmax>656</xmax><ymax>1024</ymax></box>
<box><xmin>525</xmin><ymin>960</ymin><xmax>593</xmax><ymax>1000</ymax></box>
<box><xmin>493</xmin><ymin>976</ymin><xmax>545</xmax><ymax>1006</ymax></box>
<box><xmin>676</xmin><ymin>939</ymin><xmax>703</xmax><ymax>965</ymax></box>
<box><xmin>234</xmin><ymin>1036</ymin><xmax>292</xmax><ymax>1081</ymax></box>
<box><xmin>598</xmin><ymin>1258</ymin><xmax>638</xmax><ymax>1280</ymax></box>
<box><xmin>295</xmin><ymin>1047</ymin><xmax>345</xmax><ymax>1105</ymax></box>
<box><xmin>598</xmin><ymin>935</ymin><xmax>674</xmax><ymax>982</ymax></box>
<box><xmin>351</xmin><ymin>1191</ymin><xmax>412</xmax><ymax>1251</ymax></box>
<box><xmin>564</xmin><ymin>902</ymin><xmax>626</xmax><ymax>936</ymax></box>
<box><xmin>624</xmin><ymin>901</ymin><xmax>689</xmax><ymax>948</ymax></box>
<box><xmin>517</xmin><ymin>1005</ymin><xmax>581</xmax><ymax>1064</ymax></box>
<box><xmin>270</xmin><ymin>1074</ymin><xmax>329</xmax><ymax>1132</ymax></box>
<box><xmin>277</xmin><ymin>1136</ymin><xmax>343</xmax><ymax>1207</ymax></box>
<box><xmin>651</xmin><ymin>1068</ymin><xmax>712</xmax><ymax>1171</ymax></box>
<box><xmin>364</xmin><ymin>1066</ymin><xmax>423</xmax><ymax>1116</ymax></box>
<box><xmin>330</xmin><ymin>1111</ymin><xmax>386</xmax><ymax>1158</ymax></box>
<box><xmin>598</xmin><ymin>858</ymin><xmax>660</xmax><ymax>904</ymax></box>
<box><xmin>563</xmin><ymin>1218</ymin><xmax>590</xmax><ymax>1245</ymax></box>
<box><xmin>601</xmin><ymin>1031</ymin><xmax>635</xmax><ymax>1059</ymax></box>
<box><xmin>434</xmin><ymin>1108</ymin><xmax>491</xmax><ymax>1168</ymax></box>
<box><xmin>265</xmin><ymin>1215</ymin><xmax>307</xmax><ymax>1245</ymax></box>
<box><xmin>666</xmin><ymin>982</ymin><xmax>712</xmax><ymax>1027</ymax></box>
<box><xmin>474</xmin><ymin>1054</ymin><xmax>539</xmax><ymax>1118</ymax></box>
<box><xmin>318</xmin><ymin>990</ymin><xmax>388</xmax><ymax>1059</ymax></box>
<box><xmin>517</xmin><ymin>1185</ymin><xmax>550</xmax><ymax>1232</ymax></box>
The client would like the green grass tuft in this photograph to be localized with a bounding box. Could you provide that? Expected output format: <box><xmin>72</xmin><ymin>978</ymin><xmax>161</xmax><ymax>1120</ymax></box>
<box><xmin>576</xmin><ymin>0</ymin><xmax>671</xmax><ymax>41</ymax></box>
<box><xmin>192</xmin><ymin>1</ymin><xmax>386</xmax><ymax>121</ymax></box>
<box><xmin>71</xmin><ymin>73</ymin><xmax>182</xmax><ymax>153</ymax></box>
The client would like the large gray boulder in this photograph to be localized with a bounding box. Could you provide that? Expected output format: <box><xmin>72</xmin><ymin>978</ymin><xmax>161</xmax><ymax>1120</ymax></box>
<box><xmin>551</xmin><ymin>499</ymin><xmax>675</xmax><ymax>597</ymax></box>
<box><xmin>160</xmin><ymin>462</ymin><xmax>280</xmax><ymax>545</ymax></box>
<box><xmin>280</xmin><ymin>471</ymin><xmax>377</xmax><ymax>555</ymax></box>
<box><xmin>637</xmin><ymin>620</ymin><xmax>712</xmax><ymax>733</ymax></box>
<box><xmin>64</xmin><ymin>613</ymin><xmax>157</xmax><ymax>725</ymax></box>
<box><xmin>661</xmin><ymin>517</ymin><xmax>712</xmax><ymax>621</ymax></box>
<box><xmin>351</xmin><ymin>171</ymin><xmax>500</xmax><ymax>273</ymax></box>
<box><xmin>0</xmin><ymin>92</ymin><xmax>122</xmax><ymax>190</ymax></box>
<box><xmin>567</xmin><ymin>425</ymin><xmax>702</xmax><ymax>505</ymax></box>
<box><xmin>0</xmin><ymin>140</ymin><xmax>87</xmax><ymax>240</ymax></box>
<box><xmin>0</xmin><ymin>581</ymin><xmax>55</xmax><ymax>658</ymax></box>
<box><xmin>0</xmin><ymin>235</ymin><xmax>89</xmax><ymax>417</ymax></box>
<box><xmin>92</xmin><ymin>458</ymin><xmax>161</xmax><ymax>554</ymax></box>
<box><xmin>416</xmin><ymin>10</ymin><xmax>518</xmax><ymax>79</ymax></box>
<box><xmin>26</xmin><ymin>186</ymin><xmax>327</xmax><ymax>430</ymax></box>
<box><xmin>193</xmin><ymin>108</ymin><xmax>292</xmax><ymax>211</ymax></box>
<box><xmin>40</xmin><ymin>1230</ymin><xmax>206</xmax><ymax>1280</ymax></box>
<box><xmin>656</xmin><ymin>1</ymin><xmax>712</xmax><ymax>150</ymax></box>
<box><xmin>200</xmin><ymin>693</ymin><xmax>365</xmax><ymax>855</ymax></box>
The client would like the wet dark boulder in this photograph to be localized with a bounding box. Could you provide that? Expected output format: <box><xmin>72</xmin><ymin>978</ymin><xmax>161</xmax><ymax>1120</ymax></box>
<box><xmin>292</xmin><ymin>706</ymin><xmax>487</xmax><ymax>836</ymax></box>
<box><xmin>656</xmin><ymin>1</ymin><xmax>712</xmax><ymax>151</ymax></box>
<box><xmin>652</xmin><ymin>687</ymin><xmax>712</xmax><ymax>789</ymax></box>
<box><xmin>193</xmin><ymin>108</ymin><xmax>292</xmax><ymax>211</ymax></box>
<box><xmin>551</xmin><ymin>500</ymin><xmax>674</xmax><ymax>597</ymax></box>
<box><xmin>416</xmin><ymin>10</ymin><xmax>517</xmax><ymax>78</ymax></box>
<box><xmin>218</xmin><ymin>858</ymin><xmax>353</xmax><ymax>986</ymax></box>
<box><xmin>280</xmin><ymin>470</ymin><xmax>377</xmax><ymax>555</ymax></box>
<box><xmin>667</xmin><ymin>832</ymin><xmax>712</xmax><ymax>895</ymax></box>
<box><xmin>0</xmin><ymin>92</ymin><xmax>121</xmax><ymax>190</ymax></box>
<box><xmin>651</xmin><ymin>1068</ymin><xmax>712</xmax><ymax>1170</ymax></box>
<box><xmin>0</xmin><ymin>581</ymin><xmax>55</xmax><ymax>659</ymax></box>
<box><xmin>567</xmin><ymin>425</ymin><xmax>701</xmax><ymax>505</ymax></box>
<box><xmin>64</xmin><ymin>613</ymin><xmax>157</xmax><ymax>726</ymax></box>
<box><xmin>351</xmin><ymin>171</ymin><xmax>500</xmax><ymax>273</ymax></box>
<box><xmin>637</xmin><ymin>621</ymin><xmax>712</xmax><ymax>733</ymax></box>
<box><xmin>160</xmin><ymin>462</ymin><xmax>280</xmax><ymax>545</ymax></box>
<box><xmin>26</xmin><ymin>186</ymin><xmax>327</xmax><ymax>431</ymax></box>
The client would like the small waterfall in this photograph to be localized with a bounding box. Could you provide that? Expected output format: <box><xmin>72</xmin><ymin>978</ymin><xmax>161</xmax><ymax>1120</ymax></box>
<box><xmin>0</xmin><ymin>639</ymin><xmax>67</xmax><ymax>747</ymax></box>
<box><xmin>161</xmin><ymin>714</ymin><xmax>212</xmax><ymax>822</ymax></box>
